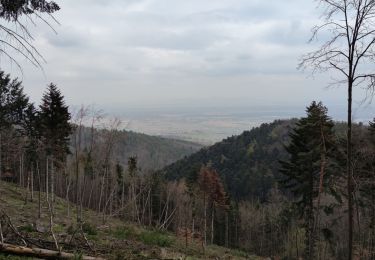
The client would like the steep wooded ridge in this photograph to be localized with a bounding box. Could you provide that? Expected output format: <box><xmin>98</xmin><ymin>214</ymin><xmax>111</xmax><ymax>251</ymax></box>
<box><xmin>75</xmin><ymin>127</ymin><xmax>203</xmax><ymax>172</ymax></box>
<box><xmin>161</xmin><ymin>119</ymin><xmax>351</xmax><ymax>201</ymax></box>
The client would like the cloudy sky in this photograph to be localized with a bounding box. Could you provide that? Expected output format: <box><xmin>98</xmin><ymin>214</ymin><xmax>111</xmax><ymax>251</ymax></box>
<box><xmin>2</xmin><ymin>0</ymin><xmax>374</xmax><ymax>118</ymax></box>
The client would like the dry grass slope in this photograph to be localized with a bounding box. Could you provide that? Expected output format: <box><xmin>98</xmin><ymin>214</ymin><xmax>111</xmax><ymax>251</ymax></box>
<box><xmin>0</xmin><ymin>181</ymin><xmax>259</xmax><ymax>260</ymax></box>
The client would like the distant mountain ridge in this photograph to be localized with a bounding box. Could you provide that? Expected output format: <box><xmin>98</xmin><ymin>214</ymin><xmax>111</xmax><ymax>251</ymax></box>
<box><xmin>161</xmin><ymin>120</ymin><xmax>297</xmax><ymax>200</ymax></box>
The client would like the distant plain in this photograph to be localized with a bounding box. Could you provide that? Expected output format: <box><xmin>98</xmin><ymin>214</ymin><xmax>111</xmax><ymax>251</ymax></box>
<box><xmin>118</xmin><ymin>104</ymin><xmax>374</xmax><ymax>144</ymax></box>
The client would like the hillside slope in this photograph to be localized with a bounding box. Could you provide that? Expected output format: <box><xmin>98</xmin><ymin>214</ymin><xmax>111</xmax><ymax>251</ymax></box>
<box><xmin>161</xmin><ymin>120</ymin><xmax>296</xmax><ymax>200</ymax></box>
<box><xmin>77</xmin><ymin>127</ymin><xmax>203</xmax><ymax>172</ymax></box>
<box><xmin>0</xmin><ymin>181</ymin><xmax>258</xmax><ymax>260</ymax></box>
<box><xmin>115</xmin><ymin>131</ymin><xmax>203</xmax><ymax>171</ymax></box>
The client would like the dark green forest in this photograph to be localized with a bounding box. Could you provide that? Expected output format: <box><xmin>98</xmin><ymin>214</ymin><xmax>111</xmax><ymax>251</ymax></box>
<box><xmin>162</xmin><ymin>119</ymin><xmax>296</xmax><ymax>200</ymax></box>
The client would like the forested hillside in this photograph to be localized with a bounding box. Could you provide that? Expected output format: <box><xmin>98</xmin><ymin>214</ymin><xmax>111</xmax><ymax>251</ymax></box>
<box><xmin>162</xmin><ymin>119</ymin><xmax>297</xmax><ymax>200</ymax></box>
<box><xmin>162</xmin><ymin>119</ymin><xmax>352</xmax><ymax>201</ymax></box>
<box><xmin>77</xmin><ymin>127</ymin><xmax>202</xmax><ymax>172</ymax></box>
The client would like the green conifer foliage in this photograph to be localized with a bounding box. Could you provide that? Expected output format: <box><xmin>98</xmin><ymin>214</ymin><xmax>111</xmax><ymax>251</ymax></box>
<box><xmin>0</xmin><ymin>0</ymin><xmax>60</xmax><ymax>21</ymax></box>
<box><xmin>279</xmin><ymin>101</ymin><xmax>338</xmax><ymax>260</ymax></box>
<box><xmin>39</xmin><ymin>83</ymin><xmax>72</xmax><ymax>160</ymax></box>
<box><xmin>0</xmin><ymin>71</ymin><xmax>29</xmax><ymax>127</ymax></box>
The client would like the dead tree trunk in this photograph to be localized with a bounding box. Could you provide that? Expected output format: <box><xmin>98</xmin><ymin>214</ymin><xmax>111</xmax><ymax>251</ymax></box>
<box><xmin>46</xmin><ymin>157</ymin><xmax>49</xmax><ymax>202</ymax></box>
<box><xmin>37</xmin><ymin>161</ymin><xmax>41</xmax><ymax>219</ymax></box>
<box><xmin>211</xmin><ymin>205</ymin><xmax>214</xmax><ymax>245</ymax></box>
<box><xmin>0</xmin><ymin>243</ymin><xmax>103</xmax><ymax>260</ymax></box>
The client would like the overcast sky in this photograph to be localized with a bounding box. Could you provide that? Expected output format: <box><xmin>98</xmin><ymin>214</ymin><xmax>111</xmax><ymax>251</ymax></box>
<box><xmin>1</xmin><ymin>0</ymin><xmax>374</xmax><ymax>117</ymax></box>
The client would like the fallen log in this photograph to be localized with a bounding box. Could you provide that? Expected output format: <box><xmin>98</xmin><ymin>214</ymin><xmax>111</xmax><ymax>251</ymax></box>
<box><xmin>0</xmin><ymin>242</ymin><xmax>104</xmax><ymax>259</ymax></box>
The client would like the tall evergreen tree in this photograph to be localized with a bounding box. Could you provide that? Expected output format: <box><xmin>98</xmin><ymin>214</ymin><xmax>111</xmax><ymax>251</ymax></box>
<box><xmin>279</xmin><ymin>101</ymin><xmax>338</xmax><ymax>260</ymax></box>
<box><xmin>0</xmin><ymin>71</ymin><xmax>29</xmax><ymax>179</ymax></box>
<box><xmin>0</xmin><ymin>71</ymin><xmax>29</xmax><ymax>127</ymax></box>
<box><xmin>39</xmin><ymin>83</ymin><xmax>71</xmax><ymax>201</ymax></box>
<box><xmin>357</xmin><ymin>118</ymin><xmax>375</xmax><ymax>258</ymax></box>
<box><xmin>23</xmin><ymin>103</ymin><xmax>40</xmax><ymax>172</ymax></box>
<box><xmin>39</xmin><ymin>83</ymin><xmax>72</xmax><ymax>160</ymax></box>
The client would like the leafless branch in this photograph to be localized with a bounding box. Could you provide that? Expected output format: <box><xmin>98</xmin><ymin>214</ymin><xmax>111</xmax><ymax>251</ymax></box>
<box><xmin>0</xmin><ymin>2</ymin><xmax>60</xmax><ymax>71</ymax></box>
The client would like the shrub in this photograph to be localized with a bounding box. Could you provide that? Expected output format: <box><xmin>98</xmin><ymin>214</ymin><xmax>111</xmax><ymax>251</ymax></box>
<box><xmin>139</xmin><ymin>230</ymin><xmax>174</xmax><ymax>247</ymax></box>
<box><xmin>82</xmin><ymin>222</ymin><xmax>97</xmax><ymax>236</ymax></box>
<box><xmin>18</xmin><ymin>224</ymin><xmax>34</xmax><ymax>233</ymax></box>
<box><xmin>112</xmin><ymin>226</ymin><xmax>135</xmax><ymax>240</ymax></box>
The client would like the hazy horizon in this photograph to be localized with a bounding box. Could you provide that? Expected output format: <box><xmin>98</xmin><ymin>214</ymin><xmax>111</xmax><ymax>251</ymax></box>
<box><xmin>94</xmin><ymin>102</ymin><xmax>374</xmax><ymax>145</ymax></box>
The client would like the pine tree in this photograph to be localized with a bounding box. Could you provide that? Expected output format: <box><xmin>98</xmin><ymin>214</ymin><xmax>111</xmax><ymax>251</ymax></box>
<box><xmin>358</xmin><ymin>118</ymin><xmax>375</xmax><ymax>258</ymax></box>
<box><xmin>279</xmin><ymin>101</ymin><xmax>337</xmax><ymax>260</ymax></box>
<box><xmin>39</xmin><ymin>83</ymin><xmax>71</xmax><ymax>159</ymax></box>
<box><xmin>23</xmin><ymin>103</ymin><xmax>39</xmax><ymax>160</ymax></box>
<box><xmin>0</xmin><ymin>71</ymin><xmax>30</xmax><ymax>180</ymax></box>
<box><xmin>39</xmin><ymin>83</ymin><xmax>72</xmax><ymax>201</ymax></box>
<box><xmin>23</xmin><ymin>103</ymin><xmax>40</xmax><ymax>203</ymax></box>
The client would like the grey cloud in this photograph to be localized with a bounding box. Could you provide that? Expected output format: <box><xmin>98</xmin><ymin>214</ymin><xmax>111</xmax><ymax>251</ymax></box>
<box><xmin>263</xmin><ymin>20</ymin><xmax>312</xmax><ymax>46</ymax></box>
<box><xmin>45</xmin><ymin>27</ymin><xmax>90</xmax><ymax>48</ymax></box>
<box><xmin>121</xmin><ymin>28</ymin><xmax>227</xmax><ymax>50</ymax></box>
<box><xmin>0</xmin><ymin>0</ymin><xmax>351</xmax><ymax>111</ymax></box>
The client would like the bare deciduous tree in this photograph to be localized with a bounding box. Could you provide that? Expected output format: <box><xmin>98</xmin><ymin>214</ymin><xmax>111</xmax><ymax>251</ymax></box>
<box><xmin>300</xmin><ymin>1</ymin><xmax>375</xmax><ymax>258</ymax></box>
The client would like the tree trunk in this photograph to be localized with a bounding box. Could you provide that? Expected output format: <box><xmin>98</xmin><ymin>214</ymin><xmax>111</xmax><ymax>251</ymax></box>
<box><xmin>0</xmin><ymin>132</ymin><xmax>2</xmax><ymax>181</ymax></box>
<box><xmin>203</xmin><ymin>192</ymin><xmax>207</xmax><ymax>247</ymax></box>
<box><xmin>24</xmin><ymin>167</ymin><xmax>30</xmax><ymax>204</ymax></box>
<box><xmin>315</xmin><ymin>116</ymin><xmax>327</xmax><ymax>236</ymax></box>
<box><xmin>19</xmin><ymin>156</ymin><xmax>23</xmax><ymax>187</ymax></box>
<box><xmin>46</xmin><ymin>157</ymin><xmax>49</xmax><ymax>201</ymax></box>
<box><xmin>80</xmin><ymin>174</ymin><xmax>86</xmax><ymax>221</ymax></box>
<box><xmin>51</xmin><ymin>158</ymin><xmax>55</xmax><ymax>204</ymax></box>
<box><xmin>371</xmin><ymin>186</ymin><xmax>375</xmax><ymax>260</ymax></box>
<box><xmin>75</xmin><ymin>137</ymin><xmax>80</xmax><ymax>223</ymax></box>
<box><xmin>66</xmin><ymin>176</ymin><xmax>71</xmax><ymax>218</ymax></box>
<box><xmin>121</xmin><ymin>177</ymin><xmax>125</xmax><ymax>209</ymax></box>
<box><xmin>305</xmin><ymin>162</ymin><xmax>315</xmax><ymax>260</ymax></box>
<box><xmin>211</xmin><ymin>205</ymin><xmax>214</xmax><ymax>245</ymax></box>
<box><xmin>225</xmin><ymin>211</ymin><xmax>229</xmax><ymax>247</ymax></box>
<box><xmin>30</xmin><ymin>165</ymin><xmax>34</xmax><ymax>202</ymax></box>
<box><xmin>347</xmin><ymin>79</ymin><xmax>353</xmax><ymax>260</ymax></box>
<box><xmin>98</xmin><ymin>168</ymin><xmax>106</xmax><ymax>214</ymax></box>
<box><xmin>37</xmin><ymin>161</ymin><xmax>41</xmax><ymax>219</ymax></box>
<box><xmin>185</xmin><ymin>217</ymin><xmax>188</xmax><ymax>249</ymax></box>
<box><xmin>0</xmin><ymin>243</ymin><xmax>103</xmax><ymax>260</ymax></box>
<box><xmin>192</xmin><ymin>197</ymin><xmax>195</xmax><ymax>242</ymax></box>
<box><xmin>87</xmin><ymin>182</ymin><xmax>94</xmax><ymax>210</ymax></box>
